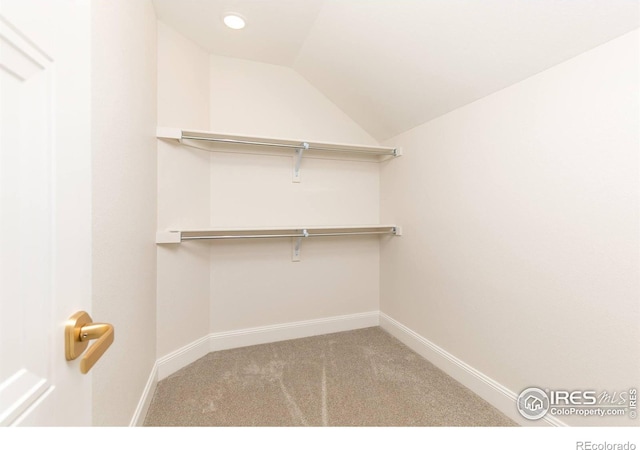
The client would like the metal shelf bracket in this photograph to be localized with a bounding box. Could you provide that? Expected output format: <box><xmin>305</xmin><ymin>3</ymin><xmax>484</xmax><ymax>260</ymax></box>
<box><xmin>292</xmin><ymin>228</ymin><xmax>309</xmax><ymax>262</ymax></box>
<box><xmin>293</xmin><ymin>142</ymin><xmax>309</xmax><ymax>183</ymax></box>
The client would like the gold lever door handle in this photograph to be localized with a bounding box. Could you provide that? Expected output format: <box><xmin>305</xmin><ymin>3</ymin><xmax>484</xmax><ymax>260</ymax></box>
<box><xmin>65</xmin><ymin>311</ymin><xmax>114</xmax><ymax>374</ymax></box>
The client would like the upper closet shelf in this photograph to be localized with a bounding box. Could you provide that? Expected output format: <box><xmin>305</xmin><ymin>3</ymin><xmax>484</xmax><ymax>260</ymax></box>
<box><xmin>157</xmin><ymin>127</ymin><xmax>401</xmax><ymax>157</ymax></box>
<box><xmin>157</xmin><ymin>127</ymin><xmax>401</xmax><ymax>182</ymax></box>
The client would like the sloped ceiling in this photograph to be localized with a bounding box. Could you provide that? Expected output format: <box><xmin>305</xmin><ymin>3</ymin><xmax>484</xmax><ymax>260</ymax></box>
<box><xmin>153</xmin><ymin>0</ymin><xmax>639</xmax><ymax>141</ymax></box>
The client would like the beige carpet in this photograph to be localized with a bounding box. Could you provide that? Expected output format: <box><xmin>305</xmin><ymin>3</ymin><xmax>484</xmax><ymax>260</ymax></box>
<box><xmin>144</xmin><ymin>327</ymin><xmax>516</xmax><ymax>426</ymax></box>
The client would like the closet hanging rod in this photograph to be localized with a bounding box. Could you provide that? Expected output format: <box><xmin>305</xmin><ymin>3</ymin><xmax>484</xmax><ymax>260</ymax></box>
<box><xmin>180</xmin><ymin>134</ymin><xmax>397</xmax><ymax>156</ymax></box>
<box><xmin>180</xmin><ymin>230</ymin><xmax>396</xmax><ymax>241</ymax></box>
<box><xmin>156</xmin><ymin>225</ymin><xmax>402</xmax><ymax>244</ymax></box>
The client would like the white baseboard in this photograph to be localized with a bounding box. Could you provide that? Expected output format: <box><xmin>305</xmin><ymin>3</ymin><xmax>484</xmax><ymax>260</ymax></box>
<box><xmin>129</xmin><ymin>362</ymin><xmax>158</xmax><ymax>427</ymax></box>
<box><xmin>156</xmin><ymin>334</ymin><xmax>211</xmax><ymax>381</ymax></box>
<box><xmin>379</xmin><ymin>312</ymin><xmax>567</xmax><ymax>427</ymax></box>
<box><xmin>156</xmin><ymin>311</ymin><xmax>379</xmax><ymax>382</ymax></box>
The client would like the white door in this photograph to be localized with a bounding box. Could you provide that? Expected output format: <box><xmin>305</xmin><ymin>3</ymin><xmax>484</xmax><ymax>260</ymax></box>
<box><xmin>0</xmin><ymin>0</ymin><xmax>92</xmax><ymax>425</ymax></box>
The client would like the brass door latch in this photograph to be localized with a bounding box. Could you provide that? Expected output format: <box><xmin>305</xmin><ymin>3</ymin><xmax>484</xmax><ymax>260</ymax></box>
<box><xmin>65</xmin><ymin>311</ymin><xmax>114</xmax><ymax>374</ymax></box>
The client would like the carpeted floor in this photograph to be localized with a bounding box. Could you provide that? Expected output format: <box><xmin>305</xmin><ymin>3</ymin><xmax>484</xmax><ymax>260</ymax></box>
<box><xmin>144</xmin><ymin>327</ymin><xmax>516</xmax><ymax>426</ymax></box>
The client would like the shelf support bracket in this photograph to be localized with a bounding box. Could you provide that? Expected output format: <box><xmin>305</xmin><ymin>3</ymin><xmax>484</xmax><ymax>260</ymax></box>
<box><xmin>293</xmin><ymin>142</ymin><xmax>309</xmax><ymax>183</ymax></box>
<box><xmin>292</xmin><ymin>228</ymin><xmax>309</xmax><ymax>262</ymax></box>
<box><xmin>156</xmin><ymin>231</ymin><xmax>182</xmax><ymax>244</ymax></box>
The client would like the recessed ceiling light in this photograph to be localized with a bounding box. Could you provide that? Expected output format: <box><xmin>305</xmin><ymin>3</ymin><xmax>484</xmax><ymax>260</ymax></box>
<box><xmin>223</xmin><ymin>13</ymin><xmax>246</xmax><ymax>30</ymax></box>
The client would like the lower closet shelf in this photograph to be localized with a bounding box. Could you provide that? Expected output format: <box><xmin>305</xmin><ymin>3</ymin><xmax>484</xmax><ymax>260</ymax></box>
<box><xmin>156</xmin><ymin>225</ymin><xmax>401</xmax><ymax>244</ymax></box>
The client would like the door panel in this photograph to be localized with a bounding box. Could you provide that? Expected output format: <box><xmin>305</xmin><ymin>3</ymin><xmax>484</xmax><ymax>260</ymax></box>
<box><xmin>0</xmin><ymin>0</ymin><xmax>92</xmax><ymax>426</ymax></box>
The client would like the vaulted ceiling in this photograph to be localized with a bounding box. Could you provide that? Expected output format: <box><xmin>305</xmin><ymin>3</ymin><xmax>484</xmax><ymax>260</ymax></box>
<box><xmin>153</xmin><ymin>0</ymin><xmax>639</xmax><ymax>141</ymax></box>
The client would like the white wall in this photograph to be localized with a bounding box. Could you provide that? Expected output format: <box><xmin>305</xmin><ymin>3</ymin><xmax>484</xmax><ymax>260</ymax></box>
<box><xmin>208</xmin><ymin>56</ymin><xmax>381</xmax><ymax>333</ymax></box>
<box><xmin>209</xmin><ymin>55</ymin><xmax>377</xmax><ymax>144</ymax></box>
<box><xmin>157</xmin><ymin>22</ymin><xmax>211</xmax><ymax>358</ymax></box>
<box><xmin>91</xmin><ymin>0</ymin><xmax>158</xmax><ymax>426</ymax></box>
<box><xmin>380</xmin><ymin>30</ymin><xmax>639</xmax><ymax>426</ymax></box>
<box><xmin>155</xmin><ymin>23</ymin><xmax>383</xmax><ymax>361</ymax></box>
